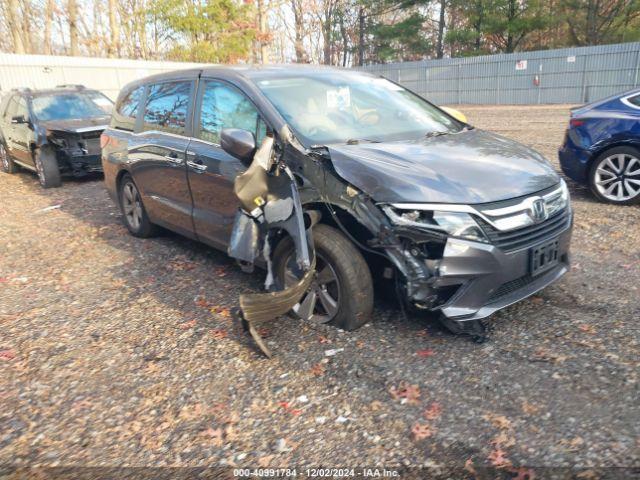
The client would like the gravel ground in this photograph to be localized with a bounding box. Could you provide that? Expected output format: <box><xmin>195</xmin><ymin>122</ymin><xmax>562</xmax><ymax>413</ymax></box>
<box><xmin>1</xmin><ymin>105</ymin><xmax>638</xmax><ymax>478</ymax></box>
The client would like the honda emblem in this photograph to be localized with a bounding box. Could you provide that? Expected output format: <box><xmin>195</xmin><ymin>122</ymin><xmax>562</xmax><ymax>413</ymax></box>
<box><xmin>530</xmin><ymin>198</ymin><xmax>548</xmax><ymax>223</ymax></box>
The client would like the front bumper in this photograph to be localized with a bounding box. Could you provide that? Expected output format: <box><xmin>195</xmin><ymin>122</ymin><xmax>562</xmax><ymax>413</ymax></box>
<box><xmin>432</xmin><ymin>214</ymin><xmax>572</xmax><ymax>321</ymax></box>
<box><xmin>58</xmin><ymin>151</ymin><xmax>103</xmax><ymax>176</ymax></box>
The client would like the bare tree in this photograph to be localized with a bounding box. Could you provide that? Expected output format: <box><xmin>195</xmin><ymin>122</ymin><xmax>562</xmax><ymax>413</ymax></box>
<box><xmin>108</xmin><ymin>0</ymin><xmax>120</xmax><ymax>56</ymax></box>
<box><xmin>68</xmin><ymin>0</ymin><xmax>79</xmax><ymax>55</ymax></box>
<box><xmin>7</xmin><ymin>0</ymin><xmax>26</xmax><ymax>53</ymax></box>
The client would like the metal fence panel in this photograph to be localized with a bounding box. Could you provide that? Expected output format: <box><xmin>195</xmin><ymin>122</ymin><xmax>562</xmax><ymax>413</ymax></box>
<box><xmin>359</xmin><ymin>42</ymin><xmax>640</xmax><ymax>104</ymax></box>
<box><xmin>0</xmin><ymin>53</ymin><xmax>206</xmax><ymax>100</ymax></box>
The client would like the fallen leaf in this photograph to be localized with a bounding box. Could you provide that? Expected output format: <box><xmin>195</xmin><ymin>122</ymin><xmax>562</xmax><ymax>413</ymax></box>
<box><xmin>369</xmin><ymin>400</ymin><xmax>384</xmax><ymax>411</ymax></box>
<box><xmin>522</xmin><ymin>401</ymin><xmax>539</xmax><ymax>415</ymax></box>
<box><xmin>423</xmin><ymin>402</ymin><xmax>442</xmax><ymax>420</ymax></box>
<box><xmin>483</xmin><ymin>413</ymin><xmax>512</xmax><ymax>430</ymax></box>
<box><xmin>464</xmin><ymin>458</ymin><xmax>476</xmax><ymax>476</ymax></box>
<box><xmin>310</xmin><ymin>363</ymin><xmax>325</xmax><ymax>376</ymax></box>
<box><xmin>210</xmin><ymin>329</ymin><xmax>228</xmax><ymax>340</ymax></box>
<box><xmin>416</xmin><ymin>349</ymin><xmax>435</xmax><ymax>358</ymax></box>
<box><xmin>195</xmin><ymin>298</ymin><xmax>212</xmax><ymax>308</ymax></box>
<box><xmin>258</xmin><ymin>454</ymin><xmax>275</xmax><ymax>467</ymax></box>
<box><xmin>201</xmin><ymin>427</ymin><xmax>223</xmax><ymax>446</ymax></box>
<box><xmin>178</xmin><ymin>319</ymin><xmax>197</xmax><ymax>330</ymax></box>
<box><xmin>487</xmin><ymin>448</ymin><xmax>511</xmax><ymax>468</ymax></box>
<box><xmin>491</xmin><ymin>431</ymin><xmax>516</xmax><ymax>448</ymax></box>
<box><xmin>411</xmin><ymin>423</ymin><xmax>433</xmax><ymax>441</ymax></box>
<box><xmin>578</xmin><ymin>324</ymin><xmax>596</xmax><ymax>335</ymax></box>
<box><xmin>318</xmin><ymin>335</ymin><xmax>331</xmax><ymax>344</ymax></box>
<box><xmin>389</xmin><ymin>382</ymin><xmax>421</xmax><ymax>404</ymax></box>
<box><xmin>511</xmin><ymin>467</ymin><xmax>536</xmax><ymax>480</ymax></box>
<box><xmin>0</xmin><ymin>350</ymin><xmax>16</xmax><ymax>361</ymax></box>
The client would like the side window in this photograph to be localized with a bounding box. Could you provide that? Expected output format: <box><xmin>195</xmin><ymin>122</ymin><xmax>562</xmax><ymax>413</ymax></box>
<box><xmin>198</xmin><ymin>80</ymin><xmax>266</xmax><ymax>144</ymax></box>
<box><xmin>143</xmin><ymin>81</ymin><xmax>192</xmax><ymax>135</ymax></box>
<box><xmin>117</xmin><ymin>86</ymin><xmax>143</xmax><ymax>120</ymax></box>
<box><xmin>4</xmin><ymin>96</ymin><xmax>19</xmax><ymax>120</ymax></box>
<box><xmin>626</xmin><ymin>94</ymin><xmax>640</xmax><ymax>108</ymax></box>
<box><xmin>15</xmin><ymin>97</ymin><xmax>29</xmax><ymax>120</ymax></box>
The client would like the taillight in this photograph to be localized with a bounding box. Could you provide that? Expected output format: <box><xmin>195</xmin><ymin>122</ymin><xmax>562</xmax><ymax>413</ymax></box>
<box><xmin>569</xmin><ymin>118</ymin><xmax>584</xmax><ymax>128</ymax></box>
<box><xmin>100</xmin><ymin>133</ymin><xmax>110</xmax><ymax>149</ymax></box>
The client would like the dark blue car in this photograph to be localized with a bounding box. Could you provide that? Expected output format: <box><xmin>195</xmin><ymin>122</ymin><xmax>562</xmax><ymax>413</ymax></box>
<box><xmin>559</xmin><ymin>88</ymin><xmax>640</xmax><ymax>204</ymax></box>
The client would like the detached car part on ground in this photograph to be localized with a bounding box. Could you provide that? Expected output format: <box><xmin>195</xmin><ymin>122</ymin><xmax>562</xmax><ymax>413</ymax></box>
<box><xmin>102</xmin><ymin>67</ymin><xmax>573</xmax><ymax>356</ymax></box>
<box><xmin>0</xmin><ymin>85</ymin><xmax>112</xmax><ymax>188</ymax></box>
<box><xmin>559</xmin><ymin>87</ymin><xmax>640</xmax><ymax>205</ymax></box>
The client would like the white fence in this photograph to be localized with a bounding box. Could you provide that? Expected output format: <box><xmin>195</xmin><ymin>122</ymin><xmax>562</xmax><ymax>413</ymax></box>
<box><xmin>0</xmin><ymin>53</ymin><xmax>206</xmax><ymax>100</ymax></box>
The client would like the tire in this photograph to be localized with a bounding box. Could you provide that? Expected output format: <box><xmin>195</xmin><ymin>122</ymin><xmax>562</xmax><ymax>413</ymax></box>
<box><xmin>0</xmin><ymin>140</ymin><xmax>17</xmax><ymax>174</ymax></box>
<box><xmin>273</xmin><ymin>223</ymin><xmax>374</xmax><ymax>331</ymax></box>
<box><xmin>34</xmin><ymin>147</ymin><xmax>61</xmax><ymax>188</ymax></box>
<box><xmin>589</xmin><ymin>146</ymin><xmax>640</xmax><ymax>205</ymax></box>
<box><xmin>118</xmin><ymin>173</ymin><xmax>159</xmax><ymax>237</ymax></box>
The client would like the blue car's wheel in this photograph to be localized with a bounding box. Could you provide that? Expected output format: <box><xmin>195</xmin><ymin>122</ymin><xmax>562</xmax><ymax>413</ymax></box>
<box><xmin>589</xmin><ymin>146</ymin><xmax>640</xmax><ymax>205</ymax></box>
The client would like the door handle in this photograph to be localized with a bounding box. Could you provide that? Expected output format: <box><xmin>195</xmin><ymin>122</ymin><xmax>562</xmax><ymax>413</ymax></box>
<box><xmin>186</xmin><ymin>159</ymin><xmax>207</xmax><ymax>173</ymax></box>
<box><xmin>163</xmin><ymin>153</ymin><xmax>183</xmax><ymax>165</ymax></box>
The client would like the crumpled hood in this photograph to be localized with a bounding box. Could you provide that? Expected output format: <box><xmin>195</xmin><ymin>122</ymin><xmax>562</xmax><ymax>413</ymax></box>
<box><xmin>40</xmin><ymin>116</ymin><xmax>110</xmax><ymax>134</ymax></box>
<box><xmin>326</xmin><ymin>129</ymin><xmax>560</xmax><ymax>204</ymax></box>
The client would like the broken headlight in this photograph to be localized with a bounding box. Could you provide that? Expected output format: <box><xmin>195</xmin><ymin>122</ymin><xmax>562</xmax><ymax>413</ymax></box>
<box><xmin>383</xmin><ymin>206</ymin><xmax>489</xmax><ymax>243</ymax></box>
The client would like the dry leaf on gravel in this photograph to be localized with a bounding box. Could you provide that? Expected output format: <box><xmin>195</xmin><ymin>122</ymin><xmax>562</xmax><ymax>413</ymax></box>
<box><xmin>423</xmin><ymin>402</ymin><xmax>442</xmax><ymax>420</ymax></box>
<box><xmin>210</xmin><ymin>329</ymin><xmax>228</xmax><ymax>340</ymax></box>
<box><xmin>310</xmin><ymin>363</ymin><xmax>325</xmax><ymax>376</ymax></box>
<box><xmin>201</xmin><ymin>427</ymin><xmax>224</xmax><ymax>446</ymax></box>
<box><xmin>389</xmin><ymin>383</ymin><xmax>421</xmax><ymax>404</ymax></box>
<box><xmin>416</xmin><ymin>349</ymin><xmax>435</xmax><ymax>358</ymax></box>
<box><xmin>487</xmin><ymin>448</ymin><xmax>511</xmax><ymax>468</ymax></box>
<box><xmin>0</xmin><ymin>349</ymin><xmax>16</xmax><ymax>361</ymax></box>
<box><xmin>483</xmin><ymin>413</ymin><xmax>512</xmax><ymax>430</ymax></box>
<box><xmin>510</xmin><ymin>467</ymin><xmax>537</xmax><ymax>480</ymax></box>
<box><xmin>491</xmin><ymin>431</ymin><xmax>516</xmax><ymax>448</ymax></box>
<box><xmin>178</xmin><ymin>319</ymin><xmax>197</xmax><ymax>330</ymax></box>
<box><xmin>522</xmin><ymin>400</ymin><xmax>540</xmax><ymax>415</ymax></box>
<box><xmin>411</xmin><ymin>423</ymin><xmax>433</xmax><ymax>441</ymax></box>
<box><xmin>464</xmin><ymin>458</ymin><xmax>477</xmax><ymax>476</ymax></box>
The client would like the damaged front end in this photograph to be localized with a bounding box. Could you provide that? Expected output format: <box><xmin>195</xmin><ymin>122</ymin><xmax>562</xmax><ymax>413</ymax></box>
<box><xmin>37</xmin><ymin>126</ymin><xmax>105</xmax><ymax>176</ymax></box>
<box><xmin>226</xmin><ymin>129</ymin><xmax>316</xmax><ymax>357</ymax></box>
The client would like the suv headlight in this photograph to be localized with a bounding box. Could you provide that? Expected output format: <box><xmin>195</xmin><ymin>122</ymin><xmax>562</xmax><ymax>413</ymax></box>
<box><xmin>382</xmin><ymin>206</ymin><xmax>489</xmax><ymax>243</ymax></box>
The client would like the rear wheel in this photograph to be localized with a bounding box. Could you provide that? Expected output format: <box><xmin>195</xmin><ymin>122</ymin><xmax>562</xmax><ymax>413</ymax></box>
<box><xmin>0</xmin><ymin>141</ymin><xmax>17</xmax><ymax>174</ymax></box>
<box><xmin>118</xmin><ymin>174</ymin><xmax>159</xmax><ymax>237</ymax></box>
<box><xmin>34</xmin><ymin>148</ymin><xmax>61</xmax><ymax>188</ymax></box>
<box><xmin>274</xmin><ymin>224</ymin><xmax>374</xmax><ymax>331</ymax></box>
<box><xmin>589</xmin><ymin>146</ymin><xmax>640</xmax><ymax>205</ymax></box>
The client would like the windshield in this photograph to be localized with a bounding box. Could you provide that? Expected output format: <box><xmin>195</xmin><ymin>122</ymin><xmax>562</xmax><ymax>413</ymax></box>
<box><xmin>32</xmin><ymin>93</ymin><xmax>108</xmax><ymax>121</ymax></box>
<box><xmin>255</xmin><ymin>72</ymin><xmax>463</xmax><ymax>145</ymax></box>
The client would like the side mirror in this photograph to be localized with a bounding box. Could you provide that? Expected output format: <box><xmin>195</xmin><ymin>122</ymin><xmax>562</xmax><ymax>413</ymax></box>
<box><xmin>221</xmin><ymin>128</ymin><xmax>256</xmax><ymax>164</ymax></box>
<box><xmin>11</xmin><ymin>115</ymin><xmax>27</xmax><ymax>124</ymax></box>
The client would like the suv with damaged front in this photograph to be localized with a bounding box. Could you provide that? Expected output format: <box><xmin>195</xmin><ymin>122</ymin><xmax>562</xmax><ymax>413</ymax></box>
<box><xmin>0</xmin><ymin>85</ymin><xmax>112</xmax><ymax>188</ymax></box>
<box><xmin>102</xmin><ymin>66</ymin><xmax>572</xmax><ymax>348</ymax></box>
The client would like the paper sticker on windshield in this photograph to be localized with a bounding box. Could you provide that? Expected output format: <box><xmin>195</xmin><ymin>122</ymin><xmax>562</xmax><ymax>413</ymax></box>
<box><xmin>327</xmin><ymin>87</ymin><xmax>350</xmax><ymax>109</ymax></box>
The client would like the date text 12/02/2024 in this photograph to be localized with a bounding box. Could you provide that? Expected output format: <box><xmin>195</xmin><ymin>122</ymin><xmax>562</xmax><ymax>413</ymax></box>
<box><xmin>233</xmin><ymin>468</ymin><xmax>400</xmax><ymax>477</ymax></box>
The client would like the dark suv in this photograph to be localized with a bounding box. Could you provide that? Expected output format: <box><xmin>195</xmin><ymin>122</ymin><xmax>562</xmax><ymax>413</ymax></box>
<box><xmin>0</xmin><ymin>85</ymin><xmax>112</xmax><ymax>188</ymax></box>
<box><xmin>102</xmin><ymin>66</ymin><xmax>572</xmax><ymax>337</ymax></box>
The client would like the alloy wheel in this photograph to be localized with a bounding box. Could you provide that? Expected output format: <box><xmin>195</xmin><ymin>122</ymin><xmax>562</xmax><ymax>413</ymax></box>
<box><xmin>594</xmin><ymin>153</ymin><xmax>640</xmax><ymax>202</ymax></box>
<box><xmin>122</xmin><ymin>181</ymin><xmax>143</xmax><ymax>231</ymax></box>
<box><xmin>0</xmin><ymin>144</ymin><xmax>8</xmax><ymax>171</ymax></box>
<box><xmin>284</xmin><ymin>252</ymin><xmax>340</xmax><ymax>324</ymax></box>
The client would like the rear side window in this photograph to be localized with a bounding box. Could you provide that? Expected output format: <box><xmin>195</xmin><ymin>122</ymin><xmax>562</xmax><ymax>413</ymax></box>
<box><xmin>626</xmin><ymin>94</ymin><xmax>640</xmax><ymax>108</ymax></box>
<box><xmin>143</xmin><ymin>81</ymin><xmax>192</xmax><ymax>135</ymax></box>
<box><xmin>4</xmin><ymin>95</ymin><xmax>19</xmax><ymax>120</ymax></box>
<box><xmin>117</xmin><ymin>86</ymin><xmax>143</xmax><ymax>119</ymax></box>
<box><xmin>198</xmin><ymin>80</ymin><xmax>266</xmax><ymax>144</ymax></box>
<box><xmin>15</xmin><ymin>97</ymin><xmax>29</xmax><ymax>120</ymax></box>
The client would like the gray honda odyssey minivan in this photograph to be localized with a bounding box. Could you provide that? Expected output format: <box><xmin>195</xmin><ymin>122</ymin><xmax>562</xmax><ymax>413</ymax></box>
<box><xmin>101</xmin><ymin>66</ymin><xmax>572</xmax><ymax>339</ymax></box>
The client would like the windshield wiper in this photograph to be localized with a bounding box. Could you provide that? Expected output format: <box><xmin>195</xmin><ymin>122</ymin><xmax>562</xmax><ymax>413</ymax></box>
<box><xmin>424</xmin><ymin>130</ymin><xmax>450</xmax><ymax>138</ymax></box>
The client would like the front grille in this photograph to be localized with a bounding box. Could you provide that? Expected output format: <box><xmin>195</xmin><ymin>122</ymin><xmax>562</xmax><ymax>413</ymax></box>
<box><xmin>487</xmin><ymin>274</ymin><xmax>536</xmax><ymax>303</ymax></box>
<box><xmin>478</xmin><ymin>209</ymin><xmax>571</xmax><ymax>252</ymax></box>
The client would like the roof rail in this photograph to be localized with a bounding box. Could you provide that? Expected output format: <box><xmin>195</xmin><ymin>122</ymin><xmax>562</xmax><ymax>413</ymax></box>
<box><xmin>10</xmin><ymin>87</ymin><xmax>32</xmax><ymax>93</ymax></box>
<box><xmin>56</xmin><ymin>84</ymin><xmax>86</xmax><ymax>90</ymax></box>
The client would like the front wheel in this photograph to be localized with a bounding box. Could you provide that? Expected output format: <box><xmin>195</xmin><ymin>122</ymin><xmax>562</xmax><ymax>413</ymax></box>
<box><xmin>589</xmin><ymin>146</ymin><xmax>640</xmax><ymax>205</ymax></box>
<box><xmin>273</xmin><ymin>224</ymin><xmax>374</xmax><ymax>331</ymax></box>
<box><xmin>0</xmin><ymin>141</ymin><xmax>17</xmax><ymax>174</ymax></box>
<box><xmin>34</xmin><ymin>148</ymin><xmax>61</xmax><ymax>188</ymax></box>
<box><xmin>118</xmin><ymin>174</ymin><xmax>159</xmax><ymax>237</ymax></box>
